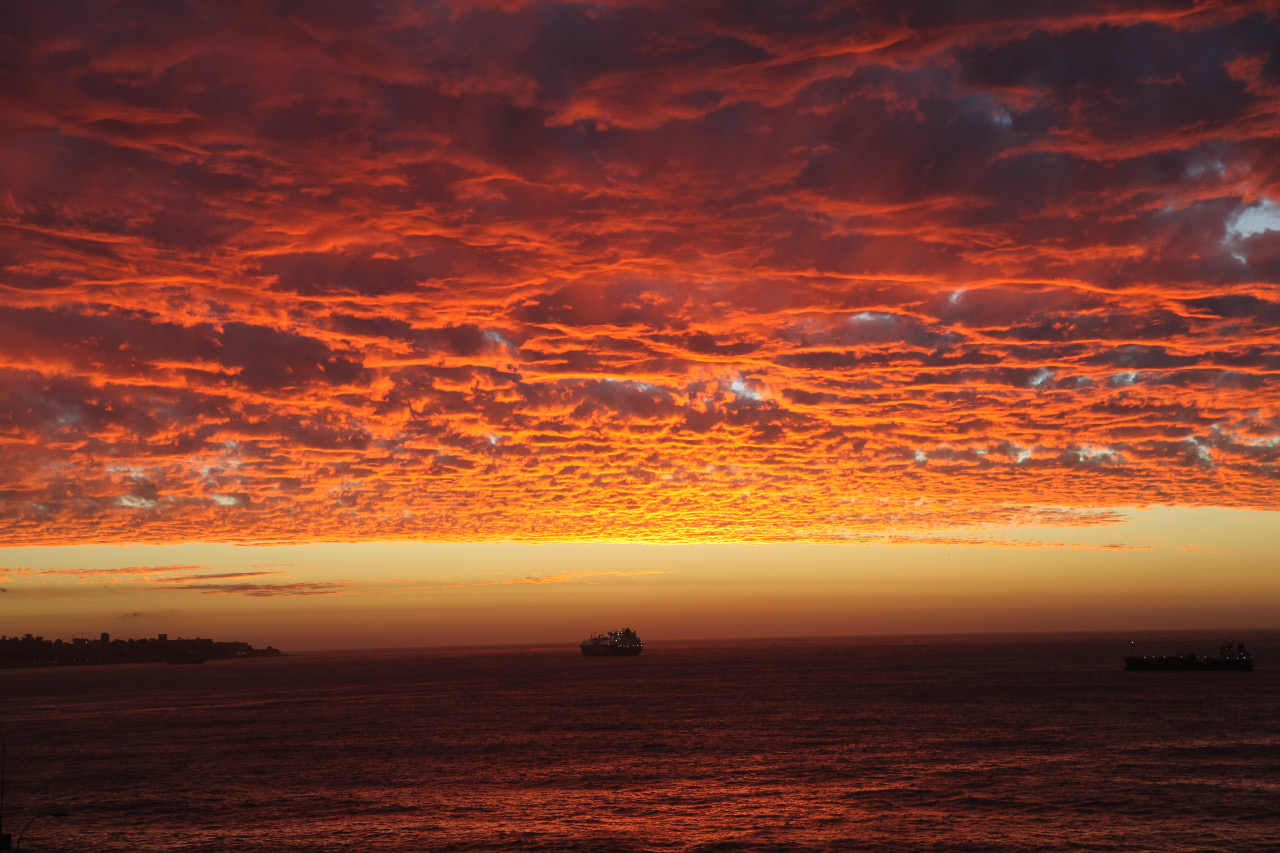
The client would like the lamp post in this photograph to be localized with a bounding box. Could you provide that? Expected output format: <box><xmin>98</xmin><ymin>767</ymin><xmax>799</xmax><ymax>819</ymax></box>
<box><xmin>14</xmin><ymin>811</ymin><xmax>68</xmax><ymax>852</ymax></box>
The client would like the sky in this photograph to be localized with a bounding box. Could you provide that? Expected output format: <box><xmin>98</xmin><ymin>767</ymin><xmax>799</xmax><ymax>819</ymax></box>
<box><xmin>2</xmin><ymin>1</ymin><xmax>1279</xmax><ymax>649</ymax></box>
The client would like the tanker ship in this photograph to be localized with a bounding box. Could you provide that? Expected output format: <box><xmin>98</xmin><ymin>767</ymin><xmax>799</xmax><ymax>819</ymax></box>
<box><xmin>1124</xmin><ymin>640</ymin><xmax>1253</xmax><ymax>671</ymax></box>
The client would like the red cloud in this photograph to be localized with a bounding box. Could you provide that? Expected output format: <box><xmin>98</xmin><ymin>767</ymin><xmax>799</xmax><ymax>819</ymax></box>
<box><xmin>1</xmin><ymin>2</ymin><xmax>1278</xmax><ymax>545</ymax></box>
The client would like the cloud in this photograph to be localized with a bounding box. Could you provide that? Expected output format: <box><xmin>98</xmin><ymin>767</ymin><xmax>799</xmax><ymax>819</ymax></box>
<box><xmin>34</xmin><ymin>565</ymin><xmax>216</xmax><ymax>577</ymax></box>
<box><xmin>0</xmin><ymin>2</ymin><xmax>1278</xmax><ymax>545</ymax></box>
<box><xmin>147</xmin><ymin>581</ymin><xmax>353</xmax><ymax>597</ymax></box>
<box><xmin>156</xmin><ymin>571</ymin><xmax>287</xmax><ymax>583</ymax></box>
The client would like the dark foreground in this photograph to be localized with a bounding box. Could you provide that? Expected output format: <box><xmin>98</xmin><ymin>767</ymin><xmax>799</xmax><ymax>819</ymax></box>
<box><xmin>3</xmin><ymin>632</ymin><xmax>1278</xmax><ymax>852</ymax></box>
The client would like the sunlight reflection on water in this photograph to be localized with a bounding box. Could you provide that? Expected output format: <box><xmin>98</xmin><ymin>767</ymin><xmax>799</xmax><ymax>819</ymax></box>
<box><xmin>3</xmin><ymin>633</ymin><xmax>1278</xmax><ymax>852</ymax></box>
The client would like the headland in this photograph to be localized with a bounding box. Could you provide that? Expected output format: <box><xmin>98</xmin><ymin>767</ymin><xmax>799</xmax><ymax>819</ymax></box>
<box><xmin>0</xmin><ymin>632</ymin><xmax>283</xmax><ymax>668</ymax></box>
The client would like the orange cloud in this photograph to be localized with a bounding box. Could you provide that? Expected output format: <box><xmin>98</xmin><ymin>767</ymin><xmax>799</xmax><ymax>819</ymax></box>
<box><xmin>1</xmin><ymin>2</ymin><xmax>1278</xmax><ymax>546</ymax></box>
<box><xmin>145</xmin><ymin>571</ymin><xmax>287</xmax><ymax>583</ymax></box>
<box><xmin>146</xmin><ymin>581</ymin><xmax>354</xmax><ymax>597</ymax></box>
<box><xmin>33</xmin><ymin>565</ymin><xmax>215</xmax><ymax>577</ymax></box>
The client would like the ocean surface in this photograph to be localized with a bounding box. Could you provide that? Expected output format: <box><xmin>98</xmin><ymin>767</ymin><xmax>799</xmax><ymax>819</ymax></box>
<box><xmin>3</xmin><ymin>632</ymin><xmax>1278</xmax><ymax>852</ymax></box>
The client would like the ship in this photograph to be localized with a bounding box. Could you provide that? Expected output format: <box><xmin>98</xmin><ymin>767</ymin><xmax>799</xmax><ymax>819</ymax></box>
<box><xmin>1124</xmin><ymin>640</ymin><xmax>1253</xmax><ymax>671</ymax></box>
<box><xmin>580</xmin><ymin>627</ymin><xmax>643</xmax><ymax>656</ymax></box>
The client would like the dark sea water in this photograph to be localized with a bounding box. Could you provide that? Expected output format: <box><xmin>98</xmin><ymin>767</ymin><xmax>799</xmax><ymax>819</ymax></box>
<box><xmin>3</xmin><ymin>632</ymin><xmax>1278</xmax><ymax>852</ymax></box>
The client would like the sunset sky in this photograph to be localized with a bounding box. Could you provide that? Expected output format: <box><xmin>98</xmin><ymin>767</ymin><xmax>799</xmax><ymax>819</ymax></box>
<box><xmin>3</xmin><ymin>1</ymin><xmax>1279</xmax><ymax>649</ymax></box>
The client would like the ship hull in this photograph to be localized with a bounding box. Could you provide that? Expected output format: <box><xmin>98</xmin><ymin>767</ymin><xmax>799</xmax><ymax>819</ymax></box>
<box><xmin>580</xmin><ymin>645</ymin><xmax>642</xmax><ymax>656</ymax></box>
<box><xmin>1124</xmin><ymin>656</ymin><xmax>1252</xmax><ymax>671</ymax></box>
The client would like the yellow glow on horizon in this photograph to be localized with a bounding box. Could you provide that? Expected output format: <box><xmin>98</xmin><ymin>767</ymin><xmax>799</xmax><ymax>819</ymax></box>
<box><xmin>3</xmin><ymin>507</ymin><xmax>1277</xmax><ymax>650</ymax></box>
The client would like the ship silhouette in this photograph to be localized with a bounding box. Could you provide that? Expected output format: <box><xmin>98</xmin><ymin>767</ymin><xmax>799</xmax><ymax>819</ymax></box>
<box><xmin>1125</xmin><ymin>640</ymin><xmax>1253</xmax><ymax>671</ymax></box>
<box><xmin>580</xmin><ymin>627</ymin><xmax>643</xmax><ymax>656</ymax></box>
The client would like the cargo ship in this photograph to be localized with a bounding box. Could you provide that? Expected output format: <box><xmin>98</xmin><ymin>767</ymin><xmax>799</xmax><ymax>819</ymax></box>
<box><xmin>1124</xmin><ymin>640</ymin><xmax>1253</xmax><ymax>671</ymax></box>
<box><xmin>580</xmin><ymin>627</ymin><xmax>643</xmax><ymax>656</ymax></box>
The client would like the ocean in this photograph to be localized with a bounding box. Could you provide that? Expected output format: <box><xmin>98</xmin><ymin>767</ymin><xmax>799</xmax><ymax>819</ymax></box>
<box><xmin>3</xmin><ymin>632</ymin><xmax>1278</xmax><ymax>852</ymax></box>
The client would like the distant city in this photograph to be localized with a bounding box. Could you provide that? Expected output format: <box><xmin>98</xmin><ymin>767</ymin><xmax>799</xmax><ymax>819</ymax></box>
<box><xmin>0</xmin><ymin>632</ymin><xmax>283</xmax><ymax>668</ymax></box>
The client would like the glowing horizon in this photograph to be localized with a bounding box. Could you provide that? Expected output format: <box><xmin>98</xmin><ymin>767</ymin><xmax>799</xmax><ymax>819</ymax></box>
<box><xmin>5</xmin><ymin>506</ymin><xmax>1279</xmax><ymax>649</ymax></box>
